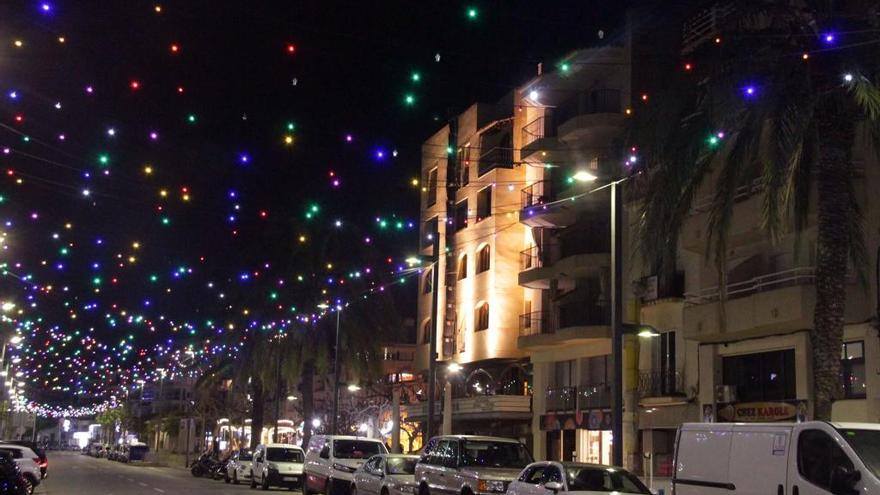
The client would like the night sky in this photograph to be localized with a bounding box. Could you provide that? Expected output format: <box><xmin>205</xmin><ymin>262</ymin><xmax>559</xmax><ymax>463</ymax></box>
<box><xmin>0</xmin><ymin>0</ymin><xmax>628</xmax><ymax>412</ymax></box>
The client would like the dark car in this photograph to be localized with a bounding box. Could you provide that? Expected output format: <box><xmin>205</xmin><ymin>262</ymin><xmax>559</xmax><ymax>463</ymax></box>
<box><xmin>0</xmin><ymin>451</ymin><xmax>28</xmax><ymax>495</ymax></box>
<box><xmin>0</xmin><ymin>443</ymin><xmax>45</xmax><ymax>480</ymax></box>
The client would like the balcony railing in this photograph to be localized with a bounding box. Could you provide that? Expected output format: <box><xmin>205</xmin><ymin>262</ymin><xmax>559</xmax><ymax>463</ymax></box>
<box><xmin>478</xmin><ymin>146</ymin><xmax>514</xmax><ymax>176</ymax></box>
<box><xmin>546</xmin><ymin>386</ymin><xmax>577</xmax><ymax>412</ymax></box>
<box><xmin>519</xmin><ymin>311</ymin><xmax>555</xmax><ymax>337</ymax></box>
<box><xmin>684</xmin><ymin>267</ymin><xmax>815</xmax><ymax>305</ymax></box>
<box><xmin>522</xmin><ymin>116</ymin><xmax>554</xmax><ymax>148</ymax></box>
<box><xmin>638</xmin><ymin>369</ymin><xmax>685</xmax><ymax>398</ymax></box>
<box><xmin>521</xmin><ymin>180</ymin><xmax>552</xmax><ymax>209</ymax></box>
<box><xmin>578</xmin><ymin>383</ymin><xmax>611</xmax><ymax>409</ymax></box>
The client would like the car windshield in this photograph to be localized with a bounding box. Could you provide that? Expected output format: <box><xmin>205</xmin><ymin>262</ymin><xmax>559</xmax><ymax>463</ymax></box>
<box><xmin>566</xmin><ymin>466</ymin><xmax>651</xmax><ymax>494</ymax></box>
<box><xmin>386</xmin><ymin>457</ymin><xmax>417</xmax><ymax>475</ymax></box>
<box><xmin>460</xmin><ymin>440</ymin><xmax>532</xmax><ymax>469</ymax></box>
<box><xmin>267</xmin><ymin>448</ymin><xmax>304</xmax><ymax>463</ymax></box>
<box><xmin>334</xmin><ymin>440</ymin><xmax>385</xmax><ymax>459</ymax></box>
<box><xmin>838</xmin><ymin>429</ymin><xmax>880</xmax><ymax>478</ymax></box>
<box><xmin>238</xmin><ymin>449</ymin><xmax>253</xmax><ymax>461</ymax></box>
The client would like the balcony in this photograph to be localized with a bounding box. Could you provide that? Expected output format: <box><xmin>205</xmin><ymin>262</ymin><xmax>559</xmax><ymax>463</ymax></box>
<box><xmin>519</xmin><ymin>180</ymin><xmax>607</xmax><ymax>228</ymax></box>
<box><xmin>521</xmin><ymin>116</ymin><xmax>566</xmax><ymax>163</ymax></box>
<box><xmin>546</xmin><ymin>384</ymin><xmax>610</xmax><ymax>413</ymax></box>
<box><xmin>518</xmin><ymin>308</ymin><xmax>610</xmax><ymax>350</ymax></box>
<box><xmin>681</xmin><ymin>179</ymin><xmax>765</xmax><ymax>252</ymax></box>
<box><xmin>683</xmin><ymin>267</ymin><xmax>818</xmax><ymax>342</ymax></box>
<box><xmin>478</xmin><ymin>146</ymin><xmax>514</xmax><ymax>176</ymax></box>
<box><xmin>518</xmin><ymin>238</ymin><xmax>610</xmax><ymax>289</ymax></box>
<box><xmin>638</xmin><ymin>369</ymin><xmax>686</xmax><ymax>400</ymax></box>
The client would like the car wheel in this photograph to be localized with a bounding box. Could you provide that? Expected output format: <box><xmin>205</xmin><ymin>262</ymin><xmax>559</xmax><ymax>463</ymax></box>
<box><xmin>22</xmin><ymin>475</ymin><xmax>34</xmax><ymax>495</ymax></box>
<box><xmin>262</xmin><ymin>474</ymin><xmax>270</xmax><ymax>491</ymax></box>
<box><xmin>419</xmin><ymin>483</ymin><xmax>430</xmax><ymax>495</ymax></box>
<box><xmin>233</xmin><ymin>471</ymin><xmax>239</xmax><ymax>485</ymax></box>
<box><xmin>250</xmin><ymin>471</ymin><xmax>257</xmax><ymax>489</ymax></box>
<box><xmin>351</xmin><ymin>484</ymin><xmax>358</xmax><ymax>495</ymax></box>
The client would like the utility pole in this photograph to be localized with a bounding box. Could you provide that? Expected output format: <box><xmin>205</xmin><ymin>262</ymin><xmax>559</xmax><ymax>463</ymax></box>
<box><xmin>610</xmin><ymin>180</ymin><xmax>624</xmax><ymax>467</ymax></box>
<box><xmin>331</xmin><ymin>308</ymin><xmax>342</xmax><ymax>435</ymax></box>
<box><xmin>273</xmin><ymin>354</ymin><xmax>282</xmax><ymax>442</ymax></box>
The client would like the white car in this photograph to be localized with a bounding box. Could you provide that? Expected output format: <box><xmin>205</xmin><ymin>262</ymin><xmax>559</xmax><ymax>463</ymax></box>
<box><xmin>0</xmin><ymin>444</ymin><xmax>41</xmax><ymax>494</ymax></box>
<box><xmin>305</xmin><ymin>435</ymin><xmax>389</xmax><ymax>495</ymax></box>
<box><xmin>507</xmin><ymin>461</ymin><xmax>652</xmax><ymax>495</ymax></box>
<box><xmin>224</xmin><ymin>447</ymin><xmax>253</xmax><ymax>484</ymax></box>
<box><xmin>250</xmin><ymin>443</ymin><xmax>305</xmax><ymax>491</ymax></box>
<box><xmin>351</xmin><ymin>454</ymin><xmax>419</xmax><ymax>495</ymax></box>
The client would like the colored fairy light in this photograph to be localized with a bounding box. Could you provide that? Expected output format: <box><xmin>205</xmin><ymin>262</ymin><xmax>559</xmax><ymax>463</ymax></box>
<box><xmin>411</xmin><ymin>71</ymin><xmax>421</xmax><ymax>82</ymax></box>
<box><xmin>286</xmin><ymin>43</ymin><xmax>296</xmax><ymax>53</ymax></box>
<box><xmin>107</xmin><ymin>128</ymin><xmax>116</xmax><ymax>137</ymax></box>
<box><xmin>684</xmin><ymin>62</ymin><xmax>693</xmax><ymax>71</ymax></box>
<box><xmin>154</xmin><ymin>4</ymin><xmax>162</xmax><ymax>13</ymax></box>
<box><xmin>85</xmin><ymin>85</ymin><xmax>94</xmax><ymax>94</ymax></box>
<box><xmin>466</xmin><ymin>6</ymin><xmax>478</xmax><ymax>19</ymax></box>
<box><xmin>130</xmin><ymin>80</ymin><xmax>141</xmax><ymax>90</ymax></box>
<box><xmin>843</xmin><ymin>73</ymin><xmax>854</xmax><ymax>83</ymax></box>
<box><xmin>743</xmin><ymin>85</ymin><xmax>757</xmax><ymax>97</ymax></box>
<box><xmin>345</xmin><ymin>134</ymin><xmax>353</xmax><ymax>142</ymax></box>
<box><xmin>149</xmin><ymin>131</ymin><xmax>159</xmax><ymax>140</ymax></box>
<box><xmin>284</xmin><ymin>135</ymin><xmax>294</xmax><ymax>145</ymax></box>
<box><xmin>170</xmin><ymin>43</ymin><xmax>180</xmax><ymax>53</ymax></box>
<box><xmin>376</xmin><ymin>149</ymin><xmax>386</xmax><ymax>160</ymax></box>
<box><xmin>40</xmin><ymin>3</ymin><xmax>52</xmax><ymax>12</ymax></box>
<box><xmin>143</xmin><ymin>165</ymin><xmax>153</xmax><ymax>175</ymax></box>
<box><xmin>823</xmin><ymin>33</ymin><xmax>835</xmax><ymax>44</ymax></box>
<box><xmin>404</xmin><ymin>94</ymin><xmax>415</xmax><ymax>105</ymax></box>
<box><xmin>14</xmin><ymin>115</ymin><xmax>23</xmax><ymax>123</ymax></box>
<box><xmin>177</xmin><ymin>86</ymin><xmax>185</xmax><ymax>94</ymax></box>
<box><xmin>57</xmin><ymin>36</ymin><xmax>65</xmax><ymax>43</ymax></box>
<box><xmin>81</xmin><ymin>189</ymin><xmax>90</xmax><ymax>197</ymax></box>
<box><xmin>187</xmin><ymin>113</ymin><xmax>197</xmax><ymax>123</ymax></box>
<box><xmin>55</xmin><ymin>102</ymin><xmax>61</xmax><ymax>109</ymax></box>
<box><xmin>238</xmin><ymin>153</ymin><xmax>250</xmax><ymax>164</ymax></box>
<box><xmin>97</xmin><ymin>154</ymin><xmax>110</xmax><ymax>166</ymax></box>
<box><xmin>802</xmin><ymin>53</ymin><xmax>809</xmax><ymax>60</ymax></box>
<box><xmin>286</xmin><ymin>122</ymin><xmax>296</xmax><ymax>131</ymax></box>
<box><xmin>13</xmin><ymin>40</ymin><xmax>23</xmax><ymax>48</ymax></box>
<box><xmin>8</xmin><ymin>91</ymin><xmax>18</xmax><ymax>100</ymax></box>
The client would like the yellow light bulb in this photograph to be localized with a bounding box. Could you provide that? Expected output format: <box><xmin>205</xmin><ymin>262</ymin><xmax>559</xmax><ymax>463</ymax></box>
<box><xmin>144</xmin><ymin>165</ymin><xmax>153</xmax><ymax>175</ymax></box>
<box><xmin>159</xmin><ymin>189</ymin><xmax>168</xmax><ymax>198</ymax></box>
<box><xmin>284</xmin><ymin>135</ymin><xmax>294</xmax><ymax>145</ymax></box>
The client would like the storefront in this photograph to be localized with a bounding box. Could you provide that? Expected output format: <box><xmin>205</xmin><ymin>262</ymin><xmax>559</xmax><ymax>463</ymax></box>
<box><xmin>541</xmin><ymin>410</ymin><xmax>612</xmax><ymax>463</ymax></box>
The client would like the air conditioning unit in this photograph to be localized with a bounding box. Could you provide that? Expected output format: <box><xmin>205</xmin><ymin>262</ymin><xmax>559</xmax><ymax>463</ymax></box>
<box><xmin>715</xmin><ymin>385</ymin><xmax>737</xmax><ymax>403</ymax></box>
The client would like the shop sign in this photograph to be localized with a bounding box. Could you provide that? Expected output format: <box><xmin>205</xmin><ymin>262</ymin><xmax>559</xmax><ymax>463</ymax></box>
<box><xmin>717</xmin><ymin>401</ymin><xmax>806</xmax><ymax>422</ymax></box>
<box><xmin>540</xmin><ymin>409</ymin><xmax>610</xmax><ymax>431</ymax></box>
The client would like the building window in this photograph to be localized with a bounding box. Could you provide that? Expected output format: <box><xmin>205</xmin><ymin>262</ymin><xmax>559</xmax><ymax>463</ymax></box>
<box><xmin>476</xmin><ymin>303</ymin><xmax>489</xmax><ymax>331</ymax></box>
<box><xmin>722</xmin><ymin>349</ymin><xmax>796</xmax><ymax>402</ymax></box>
<box><xmin>423</xmin><ymin>269</ymin><xmax>433</xmax><ymax>294</ymax></box>
<box><xmin>461</xmin><ymin>162</ymin><xmax>470</xmax><ymax>186</ymax></box>
<box><xmin>422</xmin><ymin>320</ymin><xmax>432</xmax><ymax>344</ymax></box>
<box><xmin>476</xmin><ymin>187</ymin><xmax>492</xmax><ymax>222</ymax></box>
<box><xmin>523</xmin><ymin>301</ymin><xmax>532</xmax><ymax>328</ymax></box>
<box><xmin>457</xmin><ymin>255</ymin><xmax>468</xmax><ymax>281</ymax></box>
<box><xmin>454</xmin><ymin>200</ymin><xmax>468</xmax><ymax>232</ymax></box>
<box><xmin>422</xmin><ymin>217</ymin><xmax>438</xmax><ymax>249</ymax></box>
<box><xmin>477</xmin><ymin>244</ymin><xmax>490</xmax><ymax>273</ymax></box>
<box><xmin>458</xmin><ymin>147</ymin><xmax>471</xmax><ymax>186</ymax></box>
<box><xmin>841</xmin><ymin>341</ymin><xmax>866</xmax><ymax>399</ymax></box>
<box><xmin>426</xmin><ymin>167</ymin><xmax>438</xmax><ymax>206</ymax></box>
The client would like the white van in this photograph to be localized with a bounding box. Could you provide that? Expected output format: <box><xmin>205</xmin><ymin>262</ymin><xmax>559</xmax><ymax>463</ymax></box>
<box><xmin>304</xmin><ymin>435</ymin><xmax>389</xmax><ymax>495</ymax></box>
<box><xmin>673</xmin><ymin>421</ymin><xmax>880</xmax><ymax>494</ymax></box>
<box><xmin>250</xmin><ymin>443</ymin><xmax>306</xmax><ymax>490</ymax></box>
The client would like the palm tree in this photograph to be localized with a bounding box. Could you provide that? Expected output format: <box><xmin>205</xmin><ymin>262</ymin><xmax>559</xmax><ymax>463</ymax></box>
<box><xmin>635</xmin><ymin>1</ymin><xmax>880</xmax><ymax>419</ymax></box>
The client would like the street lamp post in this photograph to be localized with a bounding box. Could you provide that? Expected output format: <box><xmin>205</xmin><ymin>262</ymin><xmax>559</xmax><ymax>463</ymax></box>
<box><xmin>610</xmin><ymin>179</ymin><xmax>624</xmax><ymax>467</ymax></box>
<box><xmin>329</xmin><ymin>306</ymin><xmax>342</xmax><ymax>435</ymax></box>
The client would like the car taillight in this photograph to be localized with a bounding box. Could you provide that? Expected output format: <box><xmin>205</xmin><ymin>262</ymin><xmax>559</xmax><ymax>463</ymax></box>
<box><xmin>32</xmin><ymin>458</ymin><xmax>41</xmax><ymax>464</ymax></box>
<box><xmin>38</xmin><ymin>460</ymin><xmax>47</xmax><ymax>468</ymax></box>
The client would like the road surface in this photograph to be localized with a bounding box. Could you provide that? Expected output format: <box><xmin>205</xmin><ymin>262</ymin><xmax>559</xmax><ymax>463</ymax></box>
<box><xmin>35</xmin><ymin>451</ymin><xmax>288</xmax><ymax>494</ymax></box>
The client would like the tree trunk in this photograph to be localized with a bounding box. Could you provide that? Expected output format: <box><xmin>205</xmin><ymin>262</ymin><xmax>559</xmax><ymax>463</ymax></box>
<box><xmin>812</xmin><ymin>96</ymin><xmax>855</xmax><ymax>420</ymax></box>
<box><xmin>250</xmin><ymin>379</ymin><xmax>265</xmax><ymax>449</ymax></box>
<box><xmin>300</xmin><ymin>361</ymin><xmax>315</xmax><ymax>449</ymax></box>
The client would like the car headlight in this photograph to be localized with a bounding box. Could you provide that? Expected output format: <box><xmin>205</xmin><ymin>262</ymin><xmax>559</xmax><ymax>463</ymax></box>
<box><xmin>477</xmin><ymin>480</ymin><xmax>507</xmax><ymax>493</ymax></box>
<box><xmin>333</xmin><ymin>463</ymin><xmax>357</xmax><ymax>473</ymax></box>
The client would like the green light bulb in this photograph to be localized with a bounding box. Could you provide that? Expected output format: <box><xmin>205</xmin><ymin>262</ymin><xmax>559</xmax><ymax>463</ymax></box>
<box><xmin>404</xmin><ymin>94</ymin><xmax>415</xmax><ymax>106</ymax></box>
<box><xmin>187</xmin><ymin>114</ymin><xmax>197</xmax><ymax>123</ymax></box>
<box><xmin>467</xmin><ymin>7</ymin><xmax>478</xmax><ymax>19</ymax></box>
<box><xmin>286</xmin><ymin>122</ymin><xmax>295</xmax><ymax>131</ymax></box>
<box><xmin>411</xmin><ymin>72</ymin><xmax>421</xmax><ymax>82</ymax></box>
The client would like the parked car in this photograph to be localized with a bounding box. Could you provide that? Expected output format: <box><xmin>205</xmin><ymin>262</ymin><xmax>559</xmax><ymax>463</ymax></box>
<box><xmin>351</xmin><ymin>454</ymin><xmax>419</xmax><ymax>495</ymax></box>
<box><xmin>305</xmin><ymin>435</ymin><xmax>389</xmax><ymax>495</ymax></box>
<box><xmin>251</xmin><ymin>443</ymin><xmax>306</xmax><ymax>491</ymax></box>
<box><xmin>0</xmin><ymin>442</ymin><xmax>45</xmax><ymax>480</ymax></box>
<box><xmin>224</xmin><ymin>447</ymin><xmax>253</xmax><ymax>484</ymax></box>
<box><xmin>106</xmin><ymin>445</ymin><xmax>121</xmax><ymax>461</ymax></box>
<box><xmin>415</xmin><ymin>435</ymin><xmax>533</xmax><ymax>495</ymax></box>
<box><xmin>118</xmin><ymin>444</ymin><xmax>149</xmax><ymax>463</ymax></box>
<box><xmin>0</xmin><ymin>445</ymin><xmax>41</xmax><ymax>494</ymax></box>
<box><xmin>674</xmin><ymin>421</ymin><xmax>880</xmax><ymax>494</ymax></box>
<box><xmin>0</xmin><ymin>451</ymin><xmax>28</xmax><ymax>495</ymax></box>
<box><xmin>507</xmin><ymin>461</ymin><xmax>651</xmax><ymax>495</ymax></box>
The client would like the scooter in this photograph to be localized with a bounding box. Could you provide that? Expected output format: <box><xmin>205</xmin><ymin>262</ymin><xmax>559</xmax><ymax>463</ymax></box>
<box><xmin>189</xmin><ymin>454</ymin><xmax>220</xmax><ymax>478</ymax></box>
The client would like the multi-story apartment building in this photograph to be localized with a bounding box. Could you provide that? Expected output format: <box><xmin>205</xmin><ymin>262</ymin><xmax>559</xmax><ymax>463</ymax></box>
<box><xmin>409</xmin><ymin>97</ymin><xmax>533</xmax><ymax>447</ymax></box>
<box><xmin>514</xmin><ymin>44</ymin><xmax>636</xmax><ymax>466</ymax></box>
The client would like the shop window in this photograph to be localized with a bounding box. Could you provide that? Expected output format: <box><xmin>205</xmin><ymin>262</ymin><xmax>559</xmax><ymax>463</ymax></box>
<box><xmin>722</xmin><ymin>349</ymin><xmax>796</xmax><ymax>402</ymax></box>
<box><xmin>476</xmin><ymin>187</ymin><xmax>492</xmax><ymax>222</ymax></box>
<box><xmin>457</xmin><ymin>255</ymin><xmax>468</xmax><ymax>280</ymax></box>
<box><xmin>422</xmin><ymin>269</ymin><xmax>433</xmax><ymax>294</ymax></box>
<box><xmin>797</xmin><ymin>429</ymin><xmax>854</xmax><ymax>491</ymax></box>
<box><xmin>477</xmin><ymin>244</ymin><xmax>490</xmax><ymax>273</ymax></box>
<box><xmin>840</xmin><ymin>341</ymin><xmax>866</xmax><ymax>399</ymax></box>
<box><xmin>475</xmin><ymin>303</ymin><xmax>489</xmax><ymax>331</ymax></box>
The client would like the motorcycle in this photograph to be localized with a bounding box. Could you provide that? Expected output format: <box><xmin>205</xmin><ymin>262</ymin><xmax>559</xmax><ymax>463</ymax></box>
<box><xmin>189</xmin><ymin>454</ymin><xmax>221</xmax><ymax>478</ymax></box>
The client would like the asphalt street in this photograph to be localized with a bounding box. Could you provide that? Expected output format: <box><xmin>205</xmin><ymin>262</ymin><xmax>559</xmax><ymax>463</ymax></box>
<box><xmin>34</xmin><ymin>451</ymin><xmax>292</xmax><ymax>494</ymax></box>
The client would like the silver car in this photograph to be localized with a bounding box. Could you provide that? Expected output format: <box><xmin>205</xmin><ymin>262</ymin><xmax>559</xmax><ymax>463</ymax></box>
<box><xmin>224</xmin><ymin>448</ymin><xmax>253</xmax><ymax>485</ymax></box>
<box><xmin>352</xmin><ymin>454</ymin><xmax>419</xmax><ymax>495</ymax></box>
<box><xmin>415</xmin><ymin>435</ymin><xmax>533</xmax><ymax>495</ymax></box>
<box><xmin>507</xmin><ymin>462</ymin><xmax>653</xmax><ymax>495</ymax></box>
